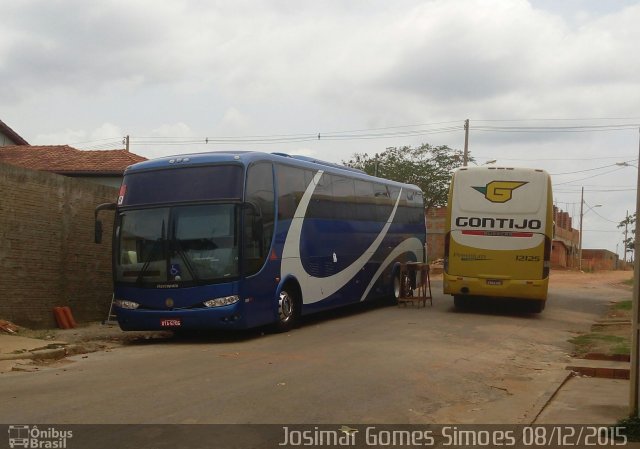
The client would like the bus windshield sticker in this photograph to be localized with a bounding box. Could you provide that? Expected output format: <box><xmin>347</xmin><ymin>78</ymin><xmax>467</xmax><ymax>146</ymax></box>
<box><xmin>170</xmin><ymin>264</ymin><xmax>182</xmax><ymax>278</ymax></box>
<box><xmin>118</xmin><ymin>184</ymin><xmax>127</xmax><ymax>205</ymax></box>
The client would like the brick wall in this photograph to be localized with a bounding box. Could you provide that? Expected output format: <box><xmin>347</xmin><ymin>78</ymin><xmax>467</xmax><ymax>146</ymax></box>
<box><xmin>582</xmin><ymin>249</ymin><xmax>618</xmax><ymax>271</ymax></box>
<box><xmin>426</xmin><ymin>206</ymin><xmax>447</xmax><ymax>262</ymax></box>
<box><xmin>0</xmin><ymin>163</ymin><xmax>117</xmax><ymax>328</ymax></box>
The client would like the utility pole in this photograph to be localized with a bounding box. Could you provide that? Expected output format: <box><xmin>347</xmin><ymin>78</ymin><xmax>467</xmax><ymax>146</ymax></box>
<box><xmin>463</xmin><ymin>119</ymin><xmax>469</xmax><ymax>167</ymax></box>
<box><xmin>630</xmin><ymin>126</ymin><xmax>640</xmax><ymax>416</ymax></box>
<box><xmin>625</xmin><ymin>210</ymin><xmax>629</xmax><ymax>263</ymax></box>
<box><xmin>578</xmin><ymin>186</ymin><xmax>584</xmax><ymax>271</ymax></box>
<box><xmin>125</xmin><ymin>135</ymin><xmax>130</xmax><ymax>152</ymax></box>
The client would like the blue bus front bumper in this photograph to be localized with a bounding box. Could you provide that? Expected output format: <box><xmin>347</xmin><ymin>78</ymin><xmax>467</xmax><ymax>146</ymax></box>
<box><xmin>115</xmin><ymin>303</ymin><xmax>247</xmax><ymax>331</ymax></box>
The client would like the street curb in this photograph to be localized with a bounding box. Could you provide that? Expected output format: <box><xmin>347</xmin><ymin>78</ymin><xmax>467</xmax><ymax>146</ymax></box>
<box><xmin>584</xmin><ymin>353</ymin><xmax>630</xmax><ymax>362</ymax></box>
<box><xmin>566</xmin><ymin>365</ymin><xmax>630</xmax><ymax>379</ymax></box>
<box><xmin>530</xmin><ymin>371</ymin><xmax>574</xmax><ymax>424</ymax></box>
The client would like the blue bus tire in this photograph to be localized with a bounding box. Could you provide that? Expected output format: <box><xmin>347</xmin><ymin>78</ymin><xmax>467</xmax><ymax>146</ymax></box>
<box><xmin>273</xmin><ymin>285</ymin><xmax>300</xmax><ymax>332</ymax></box>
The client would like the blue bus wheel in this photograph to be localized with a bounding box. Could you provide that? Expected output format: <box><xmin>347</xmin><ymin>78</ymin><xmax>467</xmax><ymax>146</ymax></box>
<box><xmin>392</xmin><ymin>272</ymin><xmax>401</xmax><ymax>301</ymax></box>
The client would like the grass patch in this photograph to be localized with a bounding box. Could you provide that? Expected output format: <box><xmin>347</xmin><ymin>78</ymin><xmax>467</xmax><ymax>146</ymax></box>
<box><xmin>614</xmin><ymin>300</ymin><xmax>633</xmax><ymax>311</ymax></box>
<box><xmin>615</xmin><ymin>415</ymin><xmax>640</xmax><ymax>442</ymax></box>
<box><xmin>623</xmin><ymin>278</ymin><xmax>634</xmax><ymax>286</ymax></box>
<box><xmin>569</xmin><ymin>333</ymin><xmax>627</xmax><ymax>356</ymax></box>
<box><xmin>569</xmin><ymin>297</ymin><xmax>632</xmax><ymax>357</ymax></box>
<box><xmin>569</xmin><ymin>334</ymin><xmax>625</xmax><ymax>345</ymax></box>
<box><xmin>569</xmin><ymin>333</ymin><xmax>630</xmax><ymax>357</ymax></box>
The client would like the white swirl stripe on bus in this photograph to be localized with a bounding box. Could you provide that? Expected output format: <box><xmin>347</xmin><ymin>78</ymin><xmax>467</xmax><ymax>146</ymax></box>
<box><xmin>282</xmin><ymin>170</ymin><xmax>409</xmax><ymax>304</ymax></box>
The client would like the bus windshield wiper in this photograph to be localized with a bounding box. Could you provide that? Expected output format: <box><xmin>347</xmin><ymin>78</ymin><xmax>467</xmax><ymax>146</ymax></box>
<box><xmin>172</xmin><ymin>238</ymin><xmax>200</xmax><ymax>283</ymax></box>
<box><xmin>136</xmin><ymin>220</ymin><xmax>165</xmax><ymax>285</ymax></box>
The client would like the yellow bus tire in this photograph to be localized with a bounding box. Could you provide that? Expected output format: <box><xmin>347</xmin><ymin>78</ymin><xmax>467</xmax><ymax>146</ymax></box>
<box><xmin>527</xmin><ymin>299</ymin><xmax>546</xmax><ymax>313</ymax></box>
<box><xmin>453</xmin><ymin>295</ymin><xmax>469</xmax><ymax>309</ymax></box>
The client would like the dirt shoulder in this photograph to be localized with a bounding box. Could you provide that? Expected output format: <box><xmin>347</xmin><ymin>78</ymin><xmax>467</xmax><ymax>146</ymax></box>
<box><xmin>550</xmin><ymin>269</ymin><xmax>634</xmax><ymax>289</ymax></box>
<box><xmin>551</xmin><ymin>270</ymin><xmax>634</xmax><ymax>358</ymax></box>
<box><xmin>14</xmin><ymin>322</ymin><xmax>171</xmax><ymax>361</ymax></box>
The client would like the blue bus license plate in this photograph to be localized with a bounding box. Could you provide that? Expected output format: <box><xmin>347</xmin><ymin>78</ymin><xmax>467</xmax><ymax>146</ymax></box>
<box><xmin>486</xmin><ymin>280</ymin><xmax>502</xmax><ymax>286</ymax></box>
<box><xmin>160</xmin><ymin>319</ymin><xmax>182</xmax><ymax>327</ymax></box>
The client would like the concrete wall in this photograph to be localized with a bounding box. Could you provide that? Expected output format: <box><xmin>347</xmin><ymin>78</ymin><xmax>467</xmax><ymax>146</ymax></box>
<box><xmin>0</xmin><ymin>163</ymin><xmax>117</xmax><ymax>328</ymax></box>
<box><xmin>69</xmin><ymin>175</ymin><xmax>123</xmax><ymax>189</ymax></box>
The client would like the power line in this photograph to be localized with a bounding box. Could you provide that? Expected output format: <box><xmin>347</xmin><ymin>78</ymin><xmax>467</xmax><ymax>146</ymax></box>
<box><xmin>582</xmin><ymin>200</ymin><xmax>622</xmax><ymax>224</ymax></box>
<box><xmin>555</xmin><ymin>188</ymin><xmax>637</xmax><ymax>193</ymax></box>
<box><xmin>130</xmin><ymin>125</ymin><xmax>464</xmax><ymax>146</ymax></box>
<box><xmin>473</xmin><ymin>123</ymin><xmax>639</xmax><ymax>133</ymax></box>
<box><xmin>66</xmin><ymin>137</ymin><xmax>123</xmax><ymax>145</ymax></box>
<box><xmin>582</xmin><ymin>229</ymin><xmax>626</xmax><ymax>233</ymax></box>
<box><xmin>473</xmin><ymin>117</ymin><xmax>640</xmax><ymax>122</ymax></box>
<box><xmin>59</xmin><ymin>117</ymin><xmax>640</xmax><ymax>148</ymax></box>
<box><xmin>549</xmin><ymin>163</ymin><xmax>630</xmax><ymax>176</ymax></box>
<box><xmin>473</xmin><ymin>155</ymin><xmax>636</xmax><ymax>162</ymax></box>
<box><xmin>554</xmin><ymin>167</ymin><xmax>628</xmax><ymax>186</ymax></box>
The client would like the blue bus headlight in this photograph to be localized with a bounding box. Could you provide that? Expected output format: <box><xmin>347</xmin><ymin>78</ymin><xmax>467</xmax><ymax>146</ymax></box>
<box><xmin>203</xmin><ymin>295</ymin><xmax>240</xmax><ymax>308</ymax></box>
<box><xmin>114</xmin><ymin>299</ymin><xmax>140</xmax><ymax>310</ymax></box>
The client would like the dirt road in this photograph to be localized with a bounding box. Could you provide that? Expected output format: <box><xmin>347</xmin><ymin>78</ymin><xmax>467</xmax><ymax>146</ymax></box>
<box><xmin>0</xmin><ymin>270</ymin><xmax>633</xmax><ymax>424</ymax></box>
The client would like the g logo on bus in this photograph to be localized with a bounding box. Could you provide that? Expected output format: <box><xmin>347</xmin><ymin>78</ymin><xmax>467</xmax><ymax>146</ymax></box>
<box><xmin>472</xmin><ymin>181</ymin><xmax>527</xmax><ymax>203</ymax></box>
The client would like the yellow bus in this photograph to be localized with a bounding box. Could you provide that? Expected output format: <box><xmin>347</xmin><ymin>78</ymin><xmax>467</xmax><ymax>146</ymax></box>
<box><xmin>443</xmin><ymin>166</ymin><xmax>553</xmax><ymax>313</ymax></box>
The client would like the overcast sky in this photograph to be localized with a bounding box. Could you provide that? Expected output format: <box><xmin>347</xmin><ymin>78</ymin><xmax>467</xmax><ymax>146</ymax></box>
<box><xmin>2</xmin><ymin>0</ymin><xmax>640</xmax><ymax>254</ymax></box>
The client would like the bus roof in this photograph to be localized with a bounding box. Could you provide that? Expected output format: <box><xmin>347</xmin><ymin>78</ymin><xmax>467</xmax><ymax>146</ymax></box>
<box><xmin>124</xmin><ymin>150</ymin><xmax>421</xmax><ymax>191</ymax></box>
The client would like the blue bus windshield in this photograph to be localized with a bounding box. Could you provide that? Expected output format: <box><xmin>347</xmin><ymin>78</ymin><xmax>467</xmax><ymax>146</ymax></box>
<box><xmin>116</xmin><ymin>204</ymin><xmax>240</xmax><ymax>285</ymax></box>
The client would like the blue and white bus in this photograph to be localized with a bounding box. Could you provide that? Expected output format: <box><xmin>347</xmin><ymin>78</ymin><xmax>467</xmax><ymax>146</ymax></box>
<box><xmin>95</xmin><ymin>151</ymin><xmax>426</xmax><ymax>331</ymax></box>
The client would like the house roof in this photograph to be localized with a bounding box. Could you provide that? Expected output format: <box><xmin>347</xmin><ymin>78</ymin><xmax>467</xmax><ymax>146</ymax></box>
<box><xmin>0</xmin><ymin>119</ymin><xmax>29</xmax><ymax>145</ymax></box>
<box><xmin>0</xmin><ymin>145</ymin><xmax>147</xmax><ymax>176</ymax></box>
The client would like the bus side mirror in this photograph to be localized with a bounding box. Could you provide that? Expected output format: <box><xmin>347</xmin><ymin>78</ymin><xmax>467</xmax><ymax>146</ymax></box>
<box><xmin>95</xmin><ymin>220</ymin><xmax>103</xmax><ymax>244</ymax></box>
<box><xmin>94</xmin><ymin>202</ymin><xmax>116</xmax><ymax>244</ymax></box>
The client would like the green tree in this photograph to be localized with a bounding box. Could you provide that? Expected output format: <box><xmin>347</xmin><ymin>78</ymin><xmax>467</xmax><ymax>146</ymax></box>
<box><xmin>343</xmin><ymin>143</ymin><xmax>468</xmax><ymax>211</ymax></box>
<box><xmin>618</xmin><ymin>213</ymin><xmax>636</xmax><ymax>260</ymax></box>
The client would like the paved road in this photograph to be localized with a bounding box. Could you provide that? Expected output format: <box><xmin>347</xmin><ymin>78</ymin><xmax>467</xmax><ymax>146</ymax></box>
<box><xmin>0</xmin><ymin>273</ymin><xmax>630</xmax><ymax>424</ymax></box>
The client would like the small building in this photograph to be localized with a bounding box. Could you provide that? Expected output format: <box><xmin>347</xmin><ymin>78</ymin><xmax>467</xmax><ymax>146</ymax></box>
<box><xmin>0</xmin><ymin>119</ymin><xmax>29</xmax><ymax>146</ymax></box>
<box><xmin>581</xmin><ymin>249</ymin><xmax>619</xmax><ymax>271</ymax></box>
<box><xmin>552</xmin><ymin>206</ymin><xmax>580</xmax><ymax>269</ymax></box>
<box><xmin>0</xmin><ymin>145</ymin><xmax>146</xmax><ymax>188</ymax></box>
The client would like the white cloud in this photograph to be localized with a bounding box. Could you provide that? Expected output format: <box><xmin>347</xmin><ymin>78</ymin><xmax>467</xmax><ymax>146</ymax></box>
<box><xmin>32</xmin><ymin>129</ymin><xmax>87</xmax><ymax>146</ymax></box>
<box><xmin>216</xmin><ymin>108</ymin><xmax>252</xmax><ymax>135</ymax></box>
<box><xmin>150</xmin><ymin>122</ymin><xmax>193</xmax><ymax>138</ymax></box>
<box><xmin>90</xmin><ymin>123</ymin><xmax>122</xmax><ymax>141</ymax></box>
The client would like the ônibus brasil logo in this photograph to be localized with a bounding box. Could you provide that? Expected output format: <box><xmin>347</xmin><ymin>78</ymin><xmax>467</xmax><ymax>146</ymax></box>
<box><xmin>472</xmin><ymin>181</ymin><xmax>527</xmax><ymax>203</ymax></box>
<box><xmin>8</xmin><ymin>425</ymin><xmax>73</xmax><ymax>449</ymax></box>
